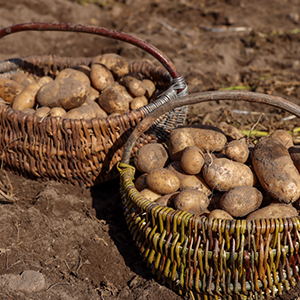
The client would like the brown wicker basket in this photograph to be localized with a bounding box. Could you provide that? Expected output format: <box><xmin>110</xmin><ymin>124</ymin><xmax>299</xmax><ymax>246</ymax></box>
<box><xmin>119</xmin><ymin>90</ymin><xmax>300</xmax><ymax>300</ymax></box>
<box><xmin>0</xmin><ymin>23</ymin><xmax>188</xmax><ymax>187</ymax></box>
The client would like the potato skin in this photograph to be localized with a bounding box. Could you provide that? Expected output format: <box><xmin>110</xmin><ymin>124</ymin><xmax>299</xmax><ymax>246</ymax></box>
<box><xmin>168</xmin><ymin>125</ymin><xmax>227</xmax><ymax>161</ymax></box>
<box><xmin>217</xmin><ymin>122</ymin><xmax>244</xmax><ymax>141</ymax></box>
<box><xmin>0</xmin><ymin>78</ymin><xmax>24</xmax><ymax>103</ymax></box>
<box><xmin>140</xmin><ymin>188</ymin><xmax>161</xmax><ymax>202</ymax></box>
<box><xmin>64</xmin><ymin>104</ymin><xmax>96</xmax><ymax>120</ymax></box>
<box><xmin>134</xmin><ymin>143</ymin><xmax>168</xmax><ymax>173</ymax></box>
<box><xmin>49</xmin><ymin>107</ymin><xmax>66</xmax><ymax>118</ymax></box>
<box><xmin>130</xmin><ymin>96</ymin><xmax>148</xmax><ymax>110</ymax></box>
<box><xmin>12</xmin><ymin>83</ymin><xmax>41</xmax><ymax>111</ymax></box>
<box><xmin>135</xmin><ymin>173</ymin><xmax>148</xmax><ymax>191</ymax></box>
<box><xmin>208</xmin><ymin>209</ymin><xmax>234</xmax><ymax>220</ymax></box>
<box><xmin>220</xmin><ymin>186</ymin><xmax>263</xmax><ymax>217</ymax></box>
<box><xmin>142</xmin><ymin>79</ymin><xmax>156</xmax><ymax>98</ymax></box>
<box><xmin>155</xmin><ymin>192</ymin><xmax>179</xmax><ymax>207</ymax></box>
<box><xmin>252</xmin><ymin>137</ymin><xmax>300</xmax><ymax>203</ymax></box>
<box><xmin>146</xmin><ymin>168</ymin><xmax>180</xmax><ymax>195</ymax></box>
<box><xmin>90</xmin><ymin>63</ymin><xmax>114</xmax><ymax>92</ymax></box>
<box><xmin>56</xmin><ymin>68</ymin><xmax>91</xmax><ymax>89</ymax></box>
<box><xmin>224</xmin><ymin>139</ymin><xmax>249</xmax><ymax>163</ymax></box>
<box><xmin>269</xmin><ymin>129</ymin><xmax>293</xmax><ymax>149</ymax></box>
<box><xmin>181</xmin><ymin>146</ymin><xmax>204</xmax><ymax>175</ymax></box>
<box><xmin>34</xmin><ymin>106</ymin><xmax>51</xmax><ymax>118</ymax></box>
<box><xmin>246</xmin><ymin>203</ymin><xmax>298</xmax><ymax>220</ymax></box>
<box><xmin>202</xmin><ymin>157</ymin><xmax>256</xmax><ymax>192</ymax></box>
<box><xmin>37</xmin><ymin>78</ymin><xmax>88</xmax><ymax>110</ymax></box>
<box><xmin>121</xmin><ymin>75</ymin><xmax>146</xmax><ymax>97</ymax></box>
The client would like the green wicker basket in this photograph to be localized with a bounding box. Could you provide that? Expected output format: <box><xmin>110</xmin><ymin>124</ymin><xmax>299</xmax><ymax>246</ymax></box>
<box><xmin>118</xmin><ymin>90</ymin><xmax>300</xmax><ymax>300</ymax></box>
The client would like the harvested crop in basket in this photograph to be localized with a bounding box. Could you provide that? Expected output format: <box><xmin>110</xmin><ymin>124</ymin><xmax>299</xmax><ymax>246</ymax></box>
<box><xmin>2</xmin><ymin>53</ymin><xmax>161</xmax><ymax>119</ymax></box>
<box><xmin>133</xmin><ymin>125</ymin><xmax>300</xmax><ymax>220</ymax></box>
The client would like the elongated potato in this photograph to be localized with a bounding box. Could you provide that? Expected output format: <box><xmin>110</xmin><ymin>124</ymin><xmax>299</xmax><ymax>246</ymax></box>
<box><xmin>64</xmin><ymin>104</ymin><xmax>96</xmax><ymax>120</ymax></box>
<box><xmin>202</xmin><ymin>157</ymin><xmax>257</xmax><ymax>192</ymax></box>
<box><xmin>220</xmin><ymin>186</ymin><xmax>263</xmax><ymax>217</ymax></box>
<box><xmin>180</xmin><ymin>146</ymin><xmax>204</xmax><ymax>175</ymax></box>
<box><xmin>252</xmin><ymin>137</ymin><xmax>300</xmax><ymax>203</ymax></box>
<box><xmin>146</xmin><ymin>168</ymin><xmax>180</xmax><ymax>195</ymax></box>
<box><xmin>246</xmin><ymin>203</ymin><xmax>298</xmax><ymax>220</ymax></box>
<box><xmin>134</xmin><ymin>143</ymin><xmax>168</xmax><ymax>173</ymax></box>
<box><xmin>0</xmin><ymin>78</ymin><xmax>24</xmax><ymax>103</ymax></box>
<box><xmin>121</xmin><ymin>75</ymin><xmax>146</xmax><ymax>97</ymax></box>
<box><xmin>90</xmin><ymin>63</ymin><xmax>114</xmax><ymax>92</ymax></box>
<box><xmin>168</xmin><ymin>125</ymin><xmax>227</xmax><ymax>161</ymax></box>
<box><xmin>12</xmin><ymin>83</ymin><xmax>41</xmax><ymax>111</ymax></box>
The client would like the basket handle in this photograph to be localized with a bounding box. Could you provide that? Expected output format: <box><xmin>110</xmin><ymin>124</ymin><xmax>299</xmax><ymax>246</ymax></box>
<box><xmin>0</xmin><ymin>22</ymin><xmax>181</xmax><ymax>81</ymax></box>
<box><xmin>121</xmin><ymin>90</ymin><xmax>300</xmax><ymax>164</ymax></box>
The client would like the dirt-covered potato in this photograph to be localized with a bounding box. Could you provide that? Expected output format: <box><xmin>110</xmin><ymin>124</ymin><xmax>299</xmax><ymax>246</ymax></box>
<box><xmin>37</xmin><ymin>78</ymin><xmax>88</xmax><ymax>110</ymax></box>
<box><xmin>88</xmin><ymin>87</ymin><xmax>100</xmax><ymax>101</ymax></box>
<box><xmin>155</xmin><ymin>192</ymin><xmax>179</xmax><ymax>207</ymax></box>
<box><xmin>146</xmin><ymin>168</ymin><xmax>180</xmax><ymax>195</ymax></box>
<box><xmin>252</xmin><ymin>137</ymin><xmax>300</xmax><ymax>203</ymax></box>
<box><xmin>92</xmin><ymin>53</ymin><xmax>129</xmax><ymax>78</ymax></box>
<box><xmin>86</xmin><ymin>98</ymin><xmax>107</xmax><ymax>118</ymax></box>
<box><xmin>202</xmin><ymin>157</ymin><xmax>257</xmax><ymax>192</ymax></box>
<box><xmin>34</xmin><ymin>106</ymin><xmax>51</xmax><ymax>118</ymax></box>
<box><xmin>49</xmin><ymin>107</ymin><xmax>66</xmax><ymax>118</ymax></box>
<box><xmin>134</xmin><ymin>143</ymin><xmax>168</xmax><ymax>174</ymax></box>
<box><xmin>174</xmin><ymin>189</ymin><xmax>209</xmax><ymax>215</ymax></box>
<box><xmin>90</xmin><ymin>63</ymin><xmax>114</xmax><ymax>92</ymax></box>
<box><xmin>64</xmin><ymin>103</ymin><xmax>96</xmax><ymax>120</ymax></box>
<box><xmin>12</xmin><ymin>82</ymin><xmax>41</xmax><ymax>111</ymax></box>
<box><xmin>220</xmin><ymin>186</ymin><xmax>263</xmax><ymax>217</ymax></box>
<box><xmin>269</xmin><ymin>129</ymin><xmax>294</xmax><ymax>149</ymax></box>
<box><xmin>140</xmin><ymin>188</ymin><xmax>161</xmax><ymax>202</ymax></box>
<box><xmin>11</xmin><ymin>72</ymin><xmax>36</xmax><ymax>87</ymax></box>
<box><xmin>217</xmin><ymin>122</ymin><xmax>244</xmax><ymax>141</ymax></box>
<box><xmin>168</xmin><ymin>125</ymin><xmax>227</xmax><ymax>161</ymax></box>
<box><xmin>208</xmin><ymin>209</ymin><xmax>234</xmax><ymax>220</ymax></box>
<box><xmin>134</xmin><ymin>173</ymin><xmax>148</xmax><ymax>191</ymax></box>
<box><xmin>166</xmin><ymin>161</ymin><xmax>211</xmax><ymax>196</ymax></box>
<box><xmin>37</xmin><ymin>76</ymin><xmax>53</xmax><ymax>86</ymax></box>
<box><xmin>98</xmin><ymin>82</ymin><xmax>132</xmax><ymax>114</ymax></box>
<box><xmin>142</xmin><ymin>79</ymin><xmax>156</xmax><ymax>98</ymax></box>
<box><xmin>56</xmin><ymin>68</ymin><xmax>91</xmax><ymax>90</ymax></box>
<box><xmin>0</xmin><ymin>78</ymin><xmax>24</xmax><ymax>103</ymax></box>
<box><xmin>130</xmin><ymin>96</ymin><xmax>148</xmax><ymax>110</ymax></box>
<box><xmin>121</xmin><ymin>74</ymin><xmax>146</xmax><ymax>97</ymax></box>
<box><xmin>224</xmin><ymin>139</ymin><xmax>249</xmax><ymax>163</ymax></box>
<box><xmin>246</xmin><ymin>203</ymin><xmax>298</xmax><ymax>220</ymax></box>
<box><xmin>180</xmin><ymin>146</ymin><xmax>204</xmax><ymax>175</ymax></box>
<box><xmin>72</xmin><ymin>65</ymin><xmax>91</xmax><ymax>78</ymax></box>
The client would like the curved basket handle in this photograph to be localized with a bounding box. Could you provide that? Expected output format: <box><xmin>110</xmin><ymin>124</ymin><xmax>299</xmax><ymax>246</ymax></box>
<box><xmin>0</xmin><ymin>22</ymin><xmax>181</xmax><ymax>81</ymax></box>
<box><xmin>121</xmin><ymin>90</ymin><xmax>300</xmax><ymax>164</ymax></box>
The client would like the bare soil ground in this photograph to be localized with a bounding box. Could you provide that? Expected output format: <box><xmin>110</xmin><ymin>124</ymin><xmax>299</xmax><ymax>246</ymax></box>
<box><xmin>1</xmin><ymin>0</ymin><xmax>300</xmax><ymax>299</ymax></box>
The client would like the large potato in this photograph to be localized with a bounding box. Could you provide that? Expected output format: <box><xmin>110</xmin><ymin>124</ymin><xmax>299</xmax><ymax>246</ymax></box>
<box><xmin>146</xmin><ymin>168</ymin><xmax>180</xmax><ymax>195</ymax></box>
<box><xmin>98</xmin><ymin>82</ymin><xmax>133</xmax><ymax>114</ymax></box>
<box><xmin>134</xmin><ymin>143</ymin><xmax>169</xmax><ymax>173</ymax></box>
<box><xmin>174</xmin><ymin>189</ymin><xmax>210</xmax><ymax>215</ymax></box>
<box><xmin>0</xmin><ymin>78</ymin><xmax>24</xmax><ymax>103</ymax></box>
<box><xmin>166</xmin><ymin>161</ymin><xmax>211</xmax><ymax>196</ymax></box>
<box><xmin>56</xmin><ymin>68</ymin><xmax>91</xmax><ymax>89</ymax></box>
<box><xmin>12</xmin><ymin>83</ymin><xmax>41</xmax><ymax>111</ymax></box>
<box><xmin>246</xmin><ymin>203</ymin><xmax>298</xmax><ymax>220</ymax></box>
<box><xmin>37</xmin><ymin>78</ymin><xmax>88</xmax><ymax>110</ymax></box>
<box><xmin>168</xmin><ymin>125</ymin><xmax>227</xmax><ymax>161</ymax></box>
<box><xmin>92</xmin><ymin>53</ymin><xmax>129</xmax><ymax>78</ymax></box>
<box><xmin>202</xmin><ymin>157</ymin><xmax>257</xmax><ymax>192</ymax></box>
<box><xmin>252</xmin><ymin>137</ymin><xmax>300</xmax><ymax>203</ymax></box>
<box><xmin>220</xmin><ymin>186</ymin><xmax>263</xmax><ymax>217</ymax></box>
<box><xmin>180</xmin><ymin>146</ymin><xmax>204</xmax><ymax>175</ymax></box>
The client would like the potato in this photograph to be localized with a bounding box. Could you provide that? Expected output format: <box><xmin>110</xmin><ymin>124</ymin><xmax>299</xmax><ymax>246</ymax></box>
<box><xmin>21</xmin><ymin>108</ymin><xmax>35</xmax><ymax>115</ymax></box>
<box><xmin>11</xmin><ymin>72</ymin><xmax>36</xmax><ymax>87</ymax></box>
<box><xmin>72</xmin><ymin>65</ymin><xmax>91</xmax><ymax>77</ymax></box>
<box><xmin>146</xmin><ymin>168</ymin><xmax>180</xmax><ymax>195</ymax></box>
<box><xmin>180</xmin><ymin>146</ymin><xmax>204</xmax><ymax>175</ymax></box>
<box><xmin>34</xmin><ymin>106</ymin><xmax>51</xmax><ymax>118</ymax></box>
<box><xmin>140</xmin><ymin>188</ymin><xmax>161</xmax><ymax>202</ymax></box>
<box><xmin>89</xmin><ymin>87</ymin><xmax>100</xmax><ymax>101</ymax></box>
<box><xmin>92</xmin><ymin>53</ymin><xmax>129</xmax><ymax>78</ymax></box>
<box><xmin>142</xmin><ymin>79</ymin><xmax>156</xmax><ymax>98</ymax></box>
<box><xmin>166</xmin><ymin>161</ymin><xmax>211</xmax><ymax>196</ymax></box>
<box><xmin>130</xmin><ymin>96</ymin><xmax>148</xmax><ymax>110</ymax></box>
<box><xmin>56</xmin><ymin>68</ymin><xmax>91</xmax><ymax>90</ymax></box>
<box><xmin>98</xmin><ymin>82</ymin><xmax>133</xmax><ymax>114</ymax></box>
<box><xmin>220</xmin><ymin>186</ymin><xmax>263</xmax><ymax>217</ymax></box>
<box><xmin>224</xmin><ymin>139</ymin><xmax>249</xmax><ymax>163</ymax></box>
<box><xmin>0</xmin><ymin>78</ymin><xmax>24</xmax><ymax>103</ymax></box>
<box><xmin>217</xmin><ymin>122</ymin><xmax>244</xmax><ymax>141</ymax></box>
<box><xmin>168</xmin><ymin>125</ymin><xmax>227</xmax><ymax>161</ymax></box>
<box><xmin>37</xmin><ymin>78</ymin><xmax>88</xmax><ymax>110</ymax></box>
<box><xmin>134</xmin><ymin>143</ymin><xmax>168</xmax><ymax>173</ymax></box>
<box><xmin>269</xmin><ymin>129</ymin><xmax>294</xmax><ymax>149</ymax></box>
<box><xmin>12</xmin><ymin>83</ymin><xmax>41</xmax><ymax>111</ymax></box>
<box><xmin>90</xmin><ymin>63</ymin><xmax>114</xmax><ymax>92</ymax></box>
<box><xmin>37</xmin><ymin>76</ymin><xmax>53</xmax><ymax>86</ymax></box>
<box><xmin>86</xmin><ymin>98</ymin><xmax>107</xmax><ymax>118</ymax></box>
<box><xmin>208</xmin><ymin>209</ymin><xmax>234</xmax><ymax>220</ymax></box>
<box><xmin>64</xmin><ymin>103</ymin><xmax>96</xmax><ymax>120</ymax></box>
<box><xmin>155</xmin><ymin>192</ymin><xmax>179</xmax><ymax>207</ymax></box>
<box><xmin>174</xmin><ymin>189</ymin><xmax>210</xmax><ymax>215</ymax></box>
<box><xmin>121</xmin><ymin>75</ymin><xmax>146</xmax><ymax>97</ymax></box>
<box><xmin>252</xmin><ymin>137</ymin><xmax>300</xmax><ymax>203</ymax></box>
<box><xmin>246</xmin><ymin>203</ymin><xmax>298</xmax><ymax>220</ymax></box>
<box><xmin>202</xmin><ymin>157</ymin><xmax>257</xmax><ymax>192</ymax></box>
<box><xmin>135</xmin><ymin>173</ymin><xmax>148</xmax><ymax>191</ymax></box>
<box><xmin>49</xmin><ymin>107</ymin><xmax>66</xmax><ymax>118</ymax></box>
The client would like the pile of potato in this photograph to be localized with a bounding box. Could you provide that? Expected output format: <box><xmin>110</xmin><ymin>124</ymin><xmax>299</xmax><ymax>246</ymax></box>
<box><xmin>0</xmin><ymin>54</ymin><xmax>158</xmax><ymax>119</ymax></box>
<box><xmin>133</xmin><ymin>123</ymin><xmax>300</xmax><ymax>220</ymax></box>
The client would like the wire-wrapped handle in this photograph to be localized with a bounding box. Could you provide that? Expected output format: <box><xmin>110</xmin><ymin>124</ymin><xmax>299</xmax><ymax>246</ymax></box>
<box><xmin>121</xmin><ymin>90</ymin><xmax>300</xmax><ymax>164</ymax></box>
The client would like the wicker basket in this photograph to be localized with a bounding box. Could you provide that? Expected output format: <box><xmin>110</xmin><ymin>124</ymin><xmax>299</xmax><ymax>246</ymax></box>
<box><xmin>119</xmin><ymin>90</ymin><xmax>300</xmax><ymax>300</ymax></box>
<box><xmin>0</xmin><ymin>23</ymin><xmax>188</xmax><ymax>187</ymax></box>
